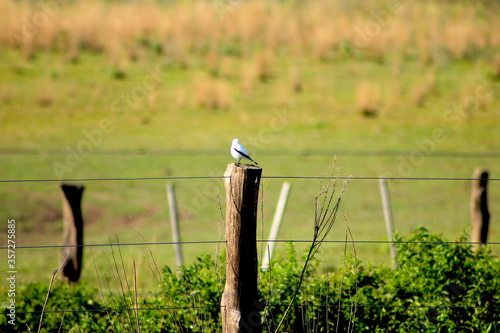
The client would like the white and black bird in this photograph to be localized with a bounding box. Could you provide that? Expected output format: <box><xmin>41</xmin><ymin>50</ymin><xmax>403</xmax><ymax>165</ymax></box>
<box><xmin>231</xmin><ymin>138</ymin><xmax>258</xmax><ymax>165</ymax></box>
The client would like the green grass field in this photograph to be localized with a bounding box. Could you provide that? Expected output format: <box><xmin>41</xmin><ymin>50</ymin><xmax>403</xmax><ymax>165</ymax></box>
<box><xmin>1</xmin><ymin>0</ymin><xmax>499</xmax><ymax>292</ymax></box>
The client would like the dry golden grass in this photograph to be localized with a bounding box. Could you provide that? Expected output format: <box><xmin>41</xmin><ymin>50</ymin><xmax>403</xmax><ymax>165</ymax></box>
<box><xmin>387</xmin><ymin>80</ymin><xmax>401</xmax><ymax>111</ymax></box>
<box><xmin>289</xmin><ymin>66</ymin><xmax>303</xmax><ymax>94</ymax></box>
<box><xmin>241</xmin><ymin>61</ymin><xmax>257</xmax><ymax>97</ymax></box>
<box><xmin>0</xmin><ymin>86</ymin><xmax>12</xmax><ymax>105</ymax></box>
<box><xmin>492</xmin><ymin>54</ymin><xmax>500</xmax><ymax>80</ymax></box>
<box><xmin>1</xmin><ymin>0</ymin><xmax>497</xmax><ymax>66</ymax></box>
<box><xmin>206</xmin><ymin>49</ymin><xmax>219</xmax><ymax>77</ymax></box>
<box><xmin>409</xmin><ymin>70</ymin><xmax>437</xmax><ymax>107</ymax></box>
<box><xmin>460</xmin><ymin>76</ymin><xmax>494</xmax><ymax>114</ymax></box>
<box><xmin>147</xmin><ymin>88</ymin><xmax>161</xmax><ymax>111</ymax></box>
<box><xmin>410</xmin><ymin>83</ymin><xmax>428</xmax><ymax>108</ymax></box>
<box><xmin>218</xmin><ymin>56</ymin><xmax>238</xmax><ymax>80</ymax></box>
<box><xmin>36</xmin><ymin>80</ymin><xmax>55</xmax><ymax>108</ymax></box>
<box><xmin>240</xmin><ymin>52</ymin><xmax>274</xmax><ymax>96</ymax></box>
<box><xmin>252</xmin><ymin>51</ymin><xmax>274</xmax><ymax>83</ymax></box>
<box><xmin>356</xmin><ymin>82</ymin><xmax>380</xmax><ymax>117</ymax></box>
<box><xmin>193</xmin><ymin>78</ymin><xmax>232</xmax><ymax>110</ymax></box>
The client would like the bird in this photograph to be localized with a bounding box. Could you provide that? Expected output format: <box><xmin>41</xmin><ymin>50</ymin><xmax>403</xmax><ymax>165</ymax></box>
<box><xmin>231</xmin><ymin>138</ymin><xmax>258</xmax><ymax>165</ymax></box>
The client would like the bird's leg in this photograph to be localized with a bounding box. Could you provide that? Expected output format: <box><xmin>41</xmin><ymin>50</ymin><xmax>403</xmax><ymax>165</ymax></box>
<box><xmin>238</xmin><ymin>159</ymin><xmax>241</xmax><ymax>164</ymax></box>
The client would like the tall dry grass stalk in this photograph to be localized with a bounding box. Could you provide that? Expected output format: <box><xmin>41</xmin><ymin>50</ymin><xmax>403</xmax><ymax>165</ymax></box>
<box><xmin>148</xmin><ymin>87</ymin><xmax>161</xmax><ymax>110</ymax></box>
<box><xmin>289</xmin><ymin>66</ymin><xmax>303</xmax><ymax>94</ymax></box>
<box><xmin>275</xmin><ymin>164</ymin><xmax>349</xmax><ymax>331</ymax></box>
<box><xmin>356</xmin><ymin>82</ymin><xmax>380</xmax><ymax>117</ymax></box>
<box><xmin>206</xmin><ymin>49</ymin><xmax>219</xmax><ymax>77</ymax></box>
<box><xmin>218</xmin><ymin>56</ymin><xmax>238</xmax><ymax>79</ymax></box>
<box><xmin>383</xmin><ymin>56</ymin><xmax>401</xmax><ymax>112</ymax></box>
<box><xmin>409</xmin><ymin>70</ymin><xmax>437</xmax><ymax>107</ymax></box>
<box><xmin>240</xmin><ymin>51</ymin><xmax>274</xmax><ymax>96</ymax></box>
<box><xmin>193</xmin><ymin>78</ymin><xmax>232</xmax><ymax>110</ymax></box>
<box><xmin>36</xmin><ymin>79</ymin><xmax>55</xmax><ymax>107</ymax></box>
<box><xmin>1</xmin><ymin>85</ymin><xmax>12</xmax><ymax>105</ymax></box>
<box><xmin>253</xmin><ymin>51</ymin><xmax>274</xmax><ymax>83</ymax></box>
<box><xmin>492</xmin><ymin>54</ymin><xmax>500</xmax><ymax>81</ymax></box>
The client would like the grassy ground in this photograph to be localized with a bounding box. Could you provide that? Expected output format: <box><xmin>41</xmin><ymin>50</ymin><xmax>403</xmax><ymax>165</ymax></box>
<box><xmin>0</xmin><ymin>0</ymin><xmax>499</xmax><ymax>292</ymax></box>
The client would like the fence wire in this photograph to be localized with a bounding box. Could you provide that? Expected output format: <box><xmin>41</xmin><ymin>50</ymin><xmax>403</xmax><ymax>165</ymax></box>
<box><xmin>2</xmin><ymin>148</ymin><xmax>500</xmax><ymax>158</ymax></box>
<box><xmin>13</xmin><ymin>303</ymin><xmax>500</xmax><ymax>316</ymax></box>
<box><xmin>1</xmin><ymin>239</ymin><xmax>499</xmax><ymax>251</ymax></box>
<box><xmin>1</xmin><ymin>171</ymin><xmax>497</xmax><ymax>326</ymax></box>
<box><xmin>1</xmin><ymin>175</ymin><xmax>499</xmax><ymax>183</ymax></box>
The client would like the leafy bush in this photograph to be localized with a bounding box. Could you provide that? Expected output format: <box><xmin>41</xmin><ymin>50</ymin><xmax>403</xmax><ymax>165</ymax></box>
<box><xmin>260</xmin><ymin>245</ymin><xmax>319</xmax><ymax>332</ymax></box>
<box><xmin>155</xmin><ymin>254</ymin><xmax>224</xmax><ymax>332</ymax></box>
<box><xmin>1</xmin><ymin>228</ymin><xmax>498</xmax><ymax>332</ymax></box>
<box><xmin>373</xmin><ymin>227</ymin><xmax>499</xmax><ymax>333</ymax></box>
<box><xmin>261</xmin><ymin>227</ymin><xmax>499</xmax><ymax>332</ymax></box>
<box><xmin>0</xmin><ymin>281</ymin><xmax>111</xmax><ymax>332</ymax></box>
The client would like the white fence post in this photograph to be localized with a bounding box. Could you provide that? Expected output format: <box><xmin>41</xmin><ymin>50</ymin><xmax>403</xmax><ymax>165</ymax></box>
<box><xmin>261</xmin><ymin>182</ymin><xmax>291</xmax><ymax>270</ymax></box>
<box><xmin>167</xmin><ymin>183</ymin><xmax>183</xmax><ymax>268</ymax></box>
<box><xmin>379</xmin><ymin>177</ymin><xmax>397</xmax><ymax>266</ymax></box>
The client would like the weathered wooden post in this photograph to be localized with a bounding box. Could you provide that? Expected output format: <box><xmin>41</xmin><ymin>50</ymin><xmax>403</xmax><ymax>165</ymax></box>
<box><xmin>471</xmin><ymin>168</ymin><xmax>490</xmax><ymax>251</ymax></box>
<box><xmin>60</xmin><ymin>183</ymin><xmax>85</xmax><ymax>282</ymax></box>
<box><xmin>167</xmin><ymin>183</ymin><xmax>184</xmax><ymax>268</ymax></box>
<box><xmin>221</xmin><ymin>163</ymin><xmax>263</xmax><ymax>333</ymax></box>
<box><xmin>379</xmin><ymin>178</ymin><xmax>397</xmax><ymax>266</ymax></box>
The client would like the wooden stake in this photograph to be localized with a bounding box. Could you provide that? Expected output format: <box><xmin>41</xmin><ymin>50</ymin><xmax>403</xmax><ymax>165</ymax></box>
<box><xmin>221</xmin><ymin>163</ymin><xmax>263</xmax><ymax>333</ymax></box>
<box><xmin>471</xmin><ymin>168</ymin><xmax>490</xmax><ymax>251</ymax></box>
<box><xmin>60</xmin><ymin>183</ymin><xmax>85</xmax><ymax>282</ymax></box>
<box><xmin>379</xmin><ymin>178</ymin><xmax>397</xmax><ymax>266</ymax></box>
<box><xmin>167</xmin><ymin>183</ymin><xmax>183</xmax><ymax>268</ymax></box>
<box><xmin>261</xmin><ymin>182</ymin><xmax>291</xmax><ymax>271</ymax></box>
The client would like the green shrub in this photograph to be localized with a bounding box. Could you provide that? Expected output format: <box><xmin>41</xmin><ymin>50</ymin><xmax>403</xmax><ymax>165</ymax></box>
<box><xmin>156</xmin><ymin>254</ymin><xmax>224</xmax><ymax>332</ymax></box>
<box><xmin>261</xmin><ymin>228</ymin><xmax>499</xmax><ymax>332</ymax></box>
<box><xmin>0</xmin><ymin>281</ymin><xmax>110</xmax><ymax>332</ymax></box>
<box><xmin>330</xmin><ymin>227</ymin><xmax>499</xmax><ymax>333</ymax></box>
<box><xmin>259</xmin><ymin>244</ymin><xmax>319</xmax><ymax>332</ymax></box>
<box><xmin>1</xmin><ymin>228</ymin><xmax>498</xmax><ymax>332</ymax></box>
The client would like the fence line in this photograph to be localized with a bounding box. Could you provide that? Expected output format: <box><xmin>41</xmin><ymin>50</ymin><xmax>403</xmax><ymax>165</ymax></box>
<box><xmin>2</xmin><ymin>175</ymin><xmax>500</xmax><ymax>183</ymax></box>
<box><xmin>2</xmin><ymin>239</ymin><xmax>499</xmax><ymax>251</ymax></box>
<box><xmin>2</xmin><ymin>148</ymin><xmax>500</xmax><ymax>158</ymax></box>
<box><xmin>16</xmin><ymin>305</ymin><xmax>226</xmax><ymax>315</ymax></box>
<box><xmin>1</xmin><ymin>166</ymin><xmax>497</xmax><ymax>329</ymax></box>
<box><xmin>13</xmin><ymin>303</ymin><xmax>500</xmax><ymax>316</ymax></box>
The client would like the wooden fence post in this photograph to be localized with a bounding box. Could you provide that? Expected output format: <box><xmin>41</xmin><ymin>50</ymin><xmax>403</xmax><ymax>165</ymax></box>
<box><xmin>60</xmin><ymin>183</ymin><xmax>85</xmax><ymax>282</ymax></box>
<box><xmin>221</xmin><ymin>163</ymin><xmax>263</xmax><ymax>333</ymax></box>
<box><xmin>379</xmin><ymin>178</ymin><xmax>397</xmax><ymax>266</ymax></box>
<box><xmin>167</xmin><ymin>183</ymin><xmax>184</xmax><ymax>268</ymax></box>
<box><xmin>261</xmin><ymin>181</ymin><xmax>291</xmax><ymax>271</ymax></box>
<box><xmin>471</xmin><ymin>168</ymin><xmax>490</xmax><ymax>251</ymax></box>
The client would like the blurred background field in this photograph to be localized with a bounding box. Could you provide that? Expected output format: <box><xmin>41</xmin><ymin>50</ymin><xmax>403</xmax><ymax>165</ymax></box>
<box><xmin>0</xmin><ymin>0</ymin><xmax>499</xmax><ymax>291</ymax></box>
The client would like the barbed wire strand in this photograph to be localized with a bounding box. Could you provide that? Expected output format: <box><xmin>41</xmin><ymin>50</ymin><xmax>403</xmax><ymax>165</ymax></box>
<box><xmin>15</xmin><ymin>303</ymin><xmax>500</xmax><ymax>316</ymax></box>
<box><xmin>2</xmin><ymin>239</ymin><xmax>498</xmax><ymax>250</ymax></box>
<box><xmin>1</xmin><ymin>175</ymin><xmax>499</xmax><ymax>183</ymax></box>
<box><xmin>1</xmin><ymin>160</ymin><xmax>496</xmax><ymax>324</ymax></box>
<box><xmin>1</xmin><ymin>148</ymin><xmax>500</xmax><ymax>158</ymax></box>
